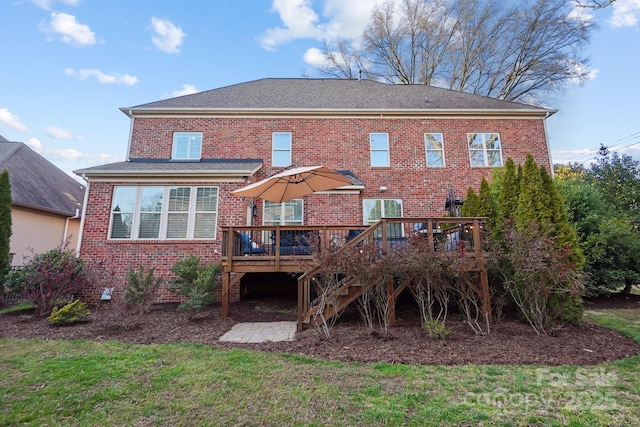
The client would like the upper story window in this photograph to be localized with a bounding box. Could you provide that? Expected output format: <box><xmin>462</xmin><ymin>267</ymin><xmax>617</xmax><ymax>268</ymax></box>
<box><xmin>272</xmin><ymin>132</ymin><xmax>292</xmax><ymax>167</ymax></box>
<box><xmin>110</xmin><ymin>185</ymin><xmax>218</xmax><ymax>240</ymax></box>
<box><xmin>468</xmin><ymin>133</ymin><xmax>503</xmax><ymax>167</ymax></box>
<box><xmin>370</xmin><ymin>133</ymin><xmax>390</xmax><ymax>167</ymax></box>
<box><xmin>425</xmin><ymin>133</ymin><xmax>445</xmax><ymax>167</ymax></box>
<box><xmin>172</xmin><ymin>132</ymin><xmax>202</xmax><ymax>160</ymax></box>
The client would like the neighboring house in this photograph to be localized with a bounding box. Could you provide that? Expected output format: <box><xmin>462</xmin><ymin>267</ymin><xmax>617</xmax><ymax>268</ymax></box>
<box><xmin>0</xmin><ymin>136</ymin><xmax>85</xmax><ymax>265</ymax></box>
<box><xmin>75</xmin><ymin>78</ymin><xmax>555</xmax><ymax>302</ymax></box>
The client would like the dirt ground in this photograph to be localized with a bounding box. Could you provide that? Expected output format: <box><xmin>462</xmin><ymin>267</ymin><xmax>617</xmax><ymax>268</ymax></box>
<box><xmin>1</xmin><ymin>293</ymin><xmax>639</xmax><ymax>366</ymax></box>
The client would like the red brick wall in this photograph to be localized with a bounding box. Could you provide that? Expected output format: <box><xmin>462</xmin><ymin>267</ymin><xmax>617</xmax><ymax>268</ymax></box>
<box><xmin>80</xmin><ymin>115</ymin><xmax>551</xmax><ymax>301</ymax></box>
<box><xmin>130</xmin><ymin>116</ymin><xmax>550</xmax><ymax>212</ymax></box>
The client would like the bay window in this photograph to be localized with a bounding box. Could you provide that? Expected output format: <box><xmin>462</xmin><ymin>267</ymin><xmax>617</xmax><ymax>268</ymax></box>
<box><xmin>109</xmin><ymin>186</ymin><xmax>218</xmax><ymax>240</ymax></box>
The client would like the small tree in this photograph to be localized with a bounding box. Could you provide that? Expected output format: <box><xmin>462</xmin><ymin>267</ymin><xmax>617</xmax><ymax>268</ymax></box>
<box><xmin>0</xmin><ymin>169</ymin><xmax>12</xmax><ymax>284</ymax></box>
<box><xmin>460</xmin><ymin>187</ymin><xmax>479</xmax><ymax>217</ymax></box>
<box><xmin>169</xmin><ymin>256</ymin><xmax>221</xmax><ymax>317</ymax></box>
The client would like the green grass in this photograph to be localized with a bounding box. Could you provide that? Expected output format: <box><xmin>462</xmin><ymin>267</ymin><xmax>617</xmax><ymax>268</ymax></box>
<box><xmin>1</xmin><ymin>309</ymin><xmax>639</xmax><ymax>426</ymax></box>
<box><xmin>585</xmin><ymin>308</ymin><xmax>640</xmax><ymax>343</ymax></box>
<box><xmin>0</xmin><ymin>301</ymin><xmax>36</xmax><ymax>315</ymax></box>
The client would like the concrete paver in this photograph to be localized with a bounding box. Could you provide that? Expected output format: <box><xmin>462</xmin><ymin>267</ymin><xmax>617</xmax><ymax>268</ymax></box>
<box><xmin>218</xmin><ymin>321</ymin><xmax>297</xmax><ymax>343</ymax></box>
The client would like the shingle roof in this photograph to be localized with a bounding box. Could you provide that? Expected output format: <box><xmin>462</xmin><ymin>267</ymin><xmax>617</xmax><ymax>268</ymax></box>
<box><xmin>74</xmin><ymin>159</ymin><xmax>263</xmax><ymax>177</ymax></box>
<box><xmin>124</xmin><ymin>78</ymin><xmax>553</xmax><ymax>114</ymax></box>
<box><xmin>0</xmin><ymin>140</ymin><xmax>85</xmax><ymax>217</ymax></box>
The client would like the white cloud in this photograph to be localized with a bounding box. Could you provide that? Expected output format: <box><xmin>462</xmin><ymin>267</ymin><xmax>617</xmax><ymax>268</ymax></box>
<box><xmin>0</xmin><ymin>108</ymin><xmax>28</xmax><ymax>132</ymax></box>
<box><xmin>46</xmin><ymin>126</ymin><xmax>83</xmax><ymax>140</ymax></box>
<box><xmin>260</xmin><ymin>0</ymin><xmax>382</xmax><ymax>51</ymax></box>
<box><xmin>64</xmin><ymin>68</ymin><xmax>138</xmax><ymax>85</ymax></box>
<box><xmin>25</xmin><ymin>138</ymin><xmax>43</xmax><ymax>150</ymax></box>
<box><xmin>260</xmin><ymin>0</ymin><xmax>324</xmax><ymax>50</ymax></box>
<box><xmin>150</xmin><ymin>17</ymin><xmax>186</xmax><ymax>54</ymax></box>
<box><xmin>568</xmin><ymin>3</ymin><xmax>595</xmax><ymax>22</ymax></box>
<box><xmin>609</xmin><ymin>0</ymin><xmax>640</xmax><ymax>27</ymax></box>
<box><xmin>29</xmin><ymin>0</ymin><xmax>80</xmax><ymax>10</ymax></box>
<box><xmin>44</xmin><ymin>12</ymin><xmax>96</xmax><ymax>46</ymax></box>
<box><xmin>172</xmin><ymin>84</ymin><xmax>199</xmax><ymax>97</ymax></box>
<box><xmin>302</xmin><ymin>47</ymin><xmax>328</xmax><ymax>66</ymax></box>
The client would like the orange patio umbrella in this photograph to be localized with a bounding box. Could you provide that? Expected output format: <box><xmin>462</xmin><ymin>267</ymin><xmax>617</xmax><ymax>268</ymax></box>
<box><xmin>231</xmin><ymin>165</ymin><xmax>351</xmax><ymax>203</ymax></box>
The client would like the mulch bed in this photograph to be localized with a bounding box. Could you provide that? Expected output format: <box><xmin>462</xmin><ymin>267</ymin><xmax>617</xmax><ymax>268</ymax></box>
<box><xmin>1</xmin><ymin>293</ymin><xmax>639</xmax><ymax>366</ymax></box>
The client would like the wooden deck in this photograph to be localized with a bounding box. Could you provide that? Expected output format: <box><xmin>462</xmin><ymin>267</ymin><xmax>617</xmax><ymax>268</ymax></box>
<box><xmin>220</xmin><ymin>217</ymin><xmax>489</xmax><ymax>331</ymax></box>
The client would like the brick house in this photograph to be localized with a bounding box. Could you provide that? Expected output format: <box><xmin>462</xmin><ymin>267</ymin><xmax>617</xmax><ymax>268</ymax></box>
<box><xmin>74</xmin><ymin>78</ymin><xmax>554</xmax><ymax>303</ymax></box>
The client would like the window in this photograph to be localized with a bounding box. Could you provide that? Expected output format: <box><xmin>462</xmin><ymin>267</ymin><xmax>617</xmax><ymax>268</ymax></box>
<box><xmin>363</xmin><ymin>199</ymin><xmax>403</xmax><ymax>237</ymax></box>
<box><xmin>370</xmin><ymin>133</ymin><xmax>390</xmax><ymax>167</ymax></box>
<box><xmin>468</xmin><ymin>133</ymin><xmax>502</xmax><ymax>167</ymax></box>
<box><xmin>109</xmin><ymin>186</ymin><xmax>218</xmax><ymax>240</ymax></box>
<box><xmin>263</xmin><ymin>200</ymin><xmax>303</xmax><ymax>226</ymax></box>
<box><xmin>425</xmin><ymin>133</ymin><xmax>445</xmax><ymax>167</ymax></box>
<box><xmin>272</xmin><ymin>132</ymin><xmax>292</xmax><ymax>167</ymax></box>
<box><xmin>172</xmin><ymin>132</ymin><xmax>202</xmax><ymax>160</ymax></box>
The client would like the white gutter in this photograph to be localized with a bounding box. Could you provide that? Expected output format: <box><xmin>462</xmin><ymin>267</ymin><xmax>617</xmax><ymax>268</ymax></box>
<box><xmin>124</xmin><ymin>107</ymin><xmax>556</xmax><ymax>119</ymax></box>
<box><xmin>542</xmin><ymin>111</ymin><xmax>554</xmax><ymax>177</ymax></box>
<box><xmin>63</xmin><ymin>208</ymin><xmax>80</xmax><ymax>247</ymax></box>
<box><xmin>126</xmin><ymin>110</ymin><xmax>134</xmax><ymax>162</ymax></box>
<box><xmin>75</xmin><ymin>176</ymin><xmax>90</xmax><ymax>256</ymax></box>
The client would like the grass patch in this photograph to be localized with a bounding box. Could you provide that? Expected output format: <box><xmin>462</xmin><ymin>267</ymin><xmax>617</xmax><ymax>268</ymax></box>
<box><xmin>0</xmin><ymin>301</ymin><xmax>36</xmax><ymax>315</ymax></box>
<box><xmin>1</xmin><ymin>309</ymin><xmax>639</xmax><ymax>426</ymax></box>
<box><xmin>585</xmin><ymin>308</ymin><xmax>640</xmax><ymax>343</ymax></box>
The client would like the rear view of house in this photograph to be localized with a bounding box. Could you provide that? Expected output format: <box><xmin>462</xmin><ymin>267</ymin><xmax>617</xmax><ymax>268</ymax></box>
<box><xmin>75</xmin><ymin>78</ymin><xmax>555</xmax><ymax>302</ymax></box>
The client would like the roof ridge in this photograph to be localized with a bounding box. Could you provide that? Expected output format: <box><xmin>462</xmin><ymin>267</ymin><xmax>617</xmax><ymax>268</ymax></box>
<box><xmin>0</xmin><ymin>141</ymin><xmax>25</xmax><ymax>167</ymax></box>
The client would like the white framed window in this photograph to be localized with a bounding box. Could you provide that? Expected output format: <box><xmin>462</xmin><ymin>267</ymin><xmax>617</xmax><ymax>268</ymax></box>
<box><xmin>262</xmin><ymin>199</ymin><xmax>303</xmax><ymax>242</ymax></box>
<box><xmin>272</xmin><ymin>132</ymin><xmax>292</xmax><ymax>167</ymax></box>
<box><xmin>468</xmin><ymin>133</ymin><xmax>502</xmax><ymax>167</ymax></box>
<box><xmin>363</xmin><ymin>198</ymin><xmax>403</xmax><ymax>237</ymax></box>
<box><xmin>172</xmin><ymin>132</ymin><xmax>202</xmax><ymax>160</ymax></box>
<box><xmin>263</xmin><ymin>200</ymin><xmax>303</xmax><ymax>226</ymax></box>
<box><xmin>370</xmin><ymin>133</ymin><xmax>390</xmax><ymax>167</ymax></box>
<box><xmin>425</xmin><ymin>133</ymin><xmax>445</xmax><ymax>167</ymax></box>
<box><xmin>109</xmin><ymin>185</ymin><xmax>218</xmax><ymax>240</ymax></box>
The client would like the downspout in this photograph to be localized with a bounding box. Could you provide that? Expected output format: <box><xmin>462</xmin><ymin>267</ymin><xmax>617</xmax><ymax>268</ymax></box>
<box><xmin>542</xmin><ymin>111</ymin><xmax>554</xmax><ymax>177</ymax></box>
<box><xmin>75</xmin><ymin>176</ymin><xmax>91</xmax><ymax>256</ymax></box>
<box><xmin>63</xmin><ymin>207</ymin><xmax>80</xmax><ymax>247</ymax></box>
<box><xmin>125</xmin><ymin>110</ymin><xmax>134</xmax><ymax>161</ymax></box>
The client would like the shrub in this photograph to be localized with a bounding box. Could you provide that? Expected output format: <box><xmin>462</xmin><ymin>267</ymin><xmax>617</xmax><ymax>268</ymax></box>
<box><xmin>47</xmin><ymin>300</ymin><xmax>90</xmax><ymax>326</ymax></box>
<box><xmin>4</xmin><ymin>266</ymin><xmax>28</xmax><ymax>296</ymax></box>
<box><xmin>490</xmin><ymin>225</ymin><xmax>584</xmax><ymax>334</ymax></box>
<box><xmin>124</xmin><ymin>265</ymin><xmax>162</xmax><ymax>317</ymax></box>
<box><xmin>20</xmin><ymin>247</ymin><xmax>90</xmax><ymax>316</ymax></box>
<box><xmin>422</xmin><ymin>319</ymin><xmax>452</xmax><ymax>340</ymax></box>
<box><xmin>169</xmin><ymin>256</ymin><xmax>221</xmax><ymax>316</ymax></box>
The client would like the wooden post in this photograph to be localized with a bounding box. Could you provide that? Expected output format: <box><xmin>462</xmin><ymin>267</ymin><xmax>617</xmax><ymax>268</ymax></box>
<box><xmin>221</xmin><ymin>271</ymin><xmax>230</xmax><ymax>317</ymax></box>
<box><xmin>380</xmin><ymin>218</ymin><xmax>388</xmax><ymax>254</ymax></box>
<box><xmin>472</xmin><ymin>219</ymin><xmax>491</xmax><ymax>322</ymax></box>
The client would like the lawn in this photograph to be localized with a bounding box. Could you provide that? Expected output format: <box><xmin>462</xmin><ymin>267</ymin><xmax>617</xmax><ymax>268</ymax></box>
<box><xmin>1</xmin><ymin>309</ymin><xmax>639</xmax><ymax>426</ymax></box>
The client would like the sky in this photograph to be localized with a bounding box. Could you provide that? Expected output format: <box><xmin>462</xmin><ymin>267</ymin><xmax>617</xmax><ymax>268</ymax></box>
<box><xmin>1</xmin><ymin>0</ymin><xmax>639</xmax><ymax>179</ymax></box>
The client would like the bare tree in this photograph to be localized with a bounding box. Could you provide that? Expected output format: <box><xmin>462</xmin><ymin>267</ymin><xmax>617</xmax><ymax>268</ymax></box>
<box><xmin>321</xmin><ymin>0</ymin><xmax>595</xmax><ymax>103</ymax></box>
<box><xmin>318</xmin><ymin>39</ymin><xmax>368</xmax><ymax>79</ymax></box>
<box><xmin>576</xmin><ymin>0</ymin><xmax>616</xmax><ymax>8</ymax></box>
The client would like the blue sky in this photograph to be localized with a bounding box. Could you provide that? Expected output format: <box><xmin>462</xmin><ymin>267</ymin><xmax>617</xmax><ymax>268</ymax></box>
<box><xmin>1</xmin><ymin>0</ymin><xmax>639</xmax><ymax>178</ymax></box>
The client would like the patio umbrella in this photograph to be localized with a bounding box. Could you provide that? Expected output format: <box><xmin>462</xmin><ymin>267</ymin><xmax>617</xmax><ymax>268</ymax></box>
<box><xmin>231</xmin><ymin>165</ymin><xmax>351</xmax><ymax>203</ymax></box>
